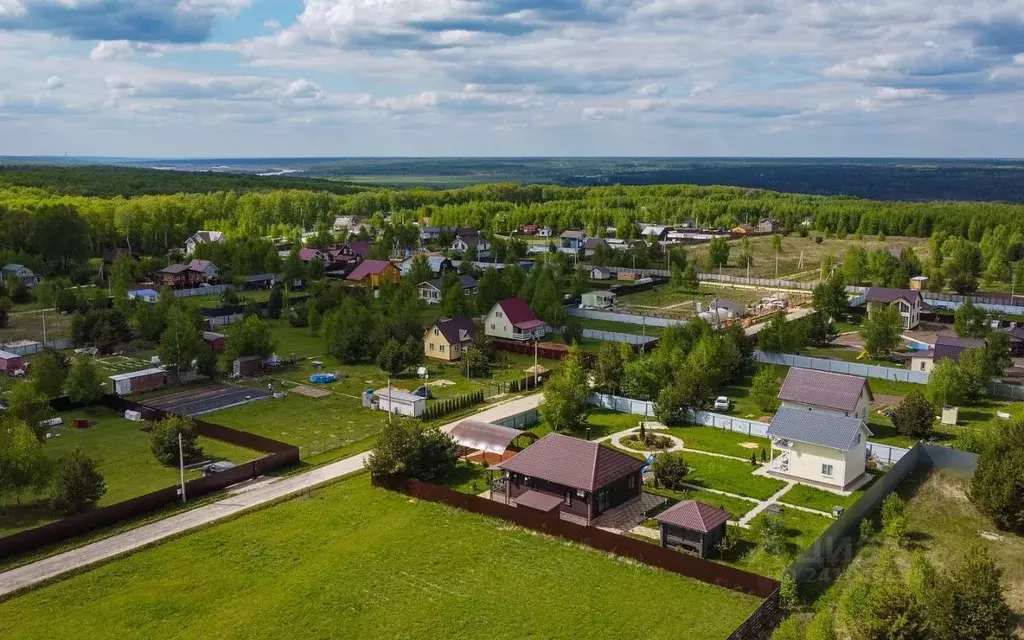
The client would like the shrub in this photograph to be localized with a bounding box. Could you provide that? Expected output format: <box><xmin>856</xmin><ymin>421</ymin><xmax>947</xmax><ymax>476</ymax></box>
<box><xmin>50</xmin><ymin>449</ymin><xmax>106</xmax><ymax>515</ymax></box>
<box><xmin>969</xmin><ymin>420</ymin><xmax>1024</xmax><ymax>533</ymax></box>
<box><xmin>367</xmin><ymin>421</ymin><xmax>458</xmax><ymax>482</ymax></box>
<box><xmin>150</xmin><ymin>415</ymin><xmax>203</xmax><ymax>466</ymax></box>
<box><xmin>881</xmin><ymin>493</ymin><xmax>907</xmax><ymax>545</ymax></box>
<box><xmin>891</xmin><ymin>391</ymin><xmax>934</xmax><ymax>440</ymax></box>
<box><xmin>753</xmin><ymin>514</ymin><xmax>786</xmax><ymax>556</ymax></box>
<box><xmin>651</xmin><ymin>452</ymin><xmax>689</xmax><ymax>490</ymax></box>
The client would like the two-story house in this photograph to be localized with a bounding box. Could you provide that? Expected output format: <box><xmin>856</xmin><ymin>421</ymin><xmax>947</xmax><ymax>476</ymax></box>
<box><xmin>451</xmin><ymin>233</ymin><xmax>490</xmax><ymax>260</ymax></box>
<box><xmin>865</xmin><ymin>287</ymin><xmax>923</xmax><ymax>330</ymax></box>
<box><xmin>767</xmin><ymin>407</ymin><xmax>872</xmax><ymax>490</ymax></box>
<box><xmin>424</xmin><ymin>317</ymin><xmax>476</xmax><ymax>362</ymax></box>
<box><xmin>778</xmin><ymin>367</ymin><xmax>873</xmax><ymax>421</ymax></box>
<box><xmin>559</xmin><ymin>230</ymin><xmax>587</xmax><ymax>254</ymax></box>
<box><xmin>184</xmin><ymin>230</ymin><xmax>225</xmax><ymax>255</ymax></box>
<box><xmin>483</xmin><ymin>298</ymin><xmax>547</xmax><ymax>341</ymax></box>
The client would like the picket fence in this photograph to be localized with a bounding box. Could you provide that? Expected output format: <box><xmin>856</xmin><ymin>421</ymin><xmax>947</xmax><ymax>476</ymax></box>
<box><xmin>587</xmin><ymin>392</ymin><xmax>911</xmax><ymax>465</ymax></box>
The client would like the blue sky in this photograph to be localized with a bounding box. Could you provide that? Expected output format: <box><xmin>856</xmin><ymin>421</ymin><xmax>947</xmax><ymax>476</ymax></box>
<box><xmin>1</xmin><ymin>0</ymin><xmax>1024</xmax><ymax>157</ymax></box>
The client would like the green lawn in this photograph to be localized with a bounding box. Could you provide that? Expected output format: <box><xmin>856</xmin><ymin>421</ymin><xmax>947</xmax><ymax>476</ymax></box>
<box><xmin>0</xmin><ymin>408</ymin><xmax>258</xmax><ymax>537</ymax></box>
<box><xmin>530</xmin><ymin>408</ymin><xmax>644</xmax><ymax>440</ymax></box>
<box><xmin>643</xmin><ymin>485</ymin><xmax>757</xmax><ymax>523</ymax></box>
<box><xmin>577</xmin><ymin>317</ymin><xmax>668</xmax><ymax>337</ymax></box>
<box><xmin>0</xmin><ymin>474</ymin><xmax>761</xmax><ymax>640</ymax></box>
<box><xmin>667</xmin><ymin>425</ymin><xmax>771</xmax><ymax>460</ymax></box>
<box><xmin>720</xmin><ymin>510</ymin><xmax>835</xmax><ymax>579</ymax></box>
<box><xmin>209</xmin><ymin>391</ymin><xmax>387</xmax><ymax>459</ymax></box>
<box><xmin>682</xmin><ymin>455</ymin><xmax>788</xmax><ymax>500</ymax></box>
<box><xmin>779</xmin><ymin>479</ymin><xmax>874</xmax><ymax>513</ymax></box>
<box><xmin>803</xmin><ymin>346</ymin><xmax>902</xmax><ymax>369</ymax></box>
<box><xmin>437</xmin><ymin>460</ymin><xmax>492</xmax><ymax>494</ymax></box>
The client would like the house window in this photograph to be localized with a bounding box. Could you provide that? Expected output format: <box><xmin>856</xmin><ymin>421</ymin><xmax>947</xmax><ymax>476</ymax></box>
<box><xmin>920</xmin><ymin>361</ymin><xmax>926</xmax><ymax>371</ymax></box>
<box><xmin>433</xmin><ymin>328</ymin><xmax>439</xmax><ymax>336</ymax></box>
<box><xmin>855</xmin><ymin>432</ymin><xmax>861</xmax><ymax>444</ymax></box>
<box><xmin>439</xmin><ymin>345</ymin><xmax>445</xmax><ymax>352</ymax></box>
<box><xmin>490</xmin><ymin>324</ymin><xmax>495</xmax><ymax>330</ymax></box>
<box><xmin>576</xmin><ymin>489</ymin><xmax>585</xmax><ymax>498</ymax></box>
<box><xmin>821</xmin><ymin>464</ymin><xmax>834</xmax><ymax>478</ymax></box>
<box><xmin>429</xmin><ymin>344</ymin><xmax>434</xmax><ymax>351</ymax></box>
<box><xmin>628</xmin><ymin>475</ymin><xmax>636</xmax><ymax>489</ymax></box>
<box><xmin>496</xmin><ymin>311</ymin><xmax>503</xmax><ymax>318</ymax></box>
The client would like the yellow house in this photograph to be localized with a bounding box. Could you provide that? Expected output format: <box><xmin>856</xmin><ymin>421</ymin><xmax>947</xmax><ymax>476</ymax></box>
<box><xmin>424</xmin><ymin>317</ymin><xmax>477</xmax><ymax>362</ymax></box>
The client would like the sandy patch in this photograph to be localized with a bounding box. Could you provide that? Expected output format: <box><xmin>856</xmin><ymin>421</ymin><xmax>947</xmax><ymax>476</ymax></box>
<box><xmin>428</xmin><ymin>379</ymin><xmax>455</xmax><ymax>387</ymax></box>
<box><xmin>739</xmin><ymin>442</ymin><xmax>760</xmax><ymax>449</ymax></box>
<box><xmin>291</xmin><ymin>385</ymin><xmax>332</xmax><ymax>398</ymax></box>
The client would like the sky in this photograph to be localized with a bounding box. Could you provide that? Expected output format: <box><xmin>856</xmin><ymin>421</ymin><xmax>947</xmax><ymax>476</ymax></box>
<box><xmin>2</xmin><ymin>0</ymin><xmax>1024</xmax><ymax>158</ymax></box>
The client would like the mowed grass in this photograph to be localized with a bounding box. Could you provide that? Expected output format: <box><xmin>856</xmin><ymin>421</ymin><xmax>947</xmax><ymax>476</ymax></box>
<box><xmin>667</xmin><ymin>425</ymin><xmax>771</xmax><ymax>460</ymax></box>
<box><xmin>0</xmin><ymin>474</ymin><xmax>761</xmax><ymax>640</ymax></box>
<box><xmin>779</xmin><ymin>480</ymin><xmax>874</xmax><ymax>513</ymax></box>
<box><xmin>682</xmin><ymin>454</ymin><xmax>787</xmax><ymax>500</ymax></box>
<box><xmin>722</xmin><ymin>510</ymin><xmax>835</xmax><ymax>579</ymax></box>
<box><xmin>210</xmin><ymin>391</ymin><xmax>387</xmax><ymax>459</ymax></box>
<box><xmin>644</xmin><ymin>485</ymin><xmax>758</xmax><ymax>523</ymax></box>
<box><xmin>0</xmin><ymin>408</ymin><xmax>258</xmax><ymax>537</ymax></box>
<box><xmin>577</xmin><ymin>317</ymin><xmax>669</xmax><ymax>337</ymax></box>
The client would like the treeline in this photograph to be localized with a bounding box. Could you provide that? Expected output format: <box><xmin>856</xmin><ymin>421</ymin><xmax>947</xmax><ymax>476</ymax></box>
<box><xmin>0</xmin><ymin>165</ymin><xmax>367</xmax><ymax>198</ymax></box>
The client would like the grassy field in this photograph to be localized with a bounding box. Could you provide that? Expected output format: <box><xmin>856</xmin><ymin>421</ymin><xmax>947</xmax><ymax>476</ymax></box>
<box><xmin>0</xmin><ymin>474</ymin><xmax>761</xmax><ymax>640</ymax></box>
<box><xmin>683</xmin><ymin>454</ymin><xmax>788</xmax><ymax>500</ymax></box>
<box><xmin>530</xmin><ymin>408</ymin><xmax>645</xmax><ymax>440</ymax></box>
<box><xmin>0</xmin><ymin>308</ymin><xmax>73</xmax><ymax>343</ymax></box>
<box><xmin>0</xmin><ymin>408</ymin><xmax>258</xmax><ymax>537</ymax></box>
<box><xmin>810</xmin><ymin>470</ymin><xmax>1024</xmax><ymax>624</ymax></box>
<box><xmin>780</xmin><ymin>480</ymin><xmax>874</xmax><ymax>513</ymax></box>
<box><xmin>644</xmin><ymin>485</ymin><xmax>757</xmax><ymax>523</ymax></box>
<box><xmin>576</xmin><ymin>317</ymin><xmax>668</xmax><ymax>337</ymax></box>
<box><xmin>685</xmin><ymin>235</ymin><xmax>931</xmax><ymax>281</ymax></box>
<box><xmin>667</xmin><ymin>425</ymin><xmax>771</xmax><ymax>460</ymax></box>
<box><xmin>723</xmin><ymin>509</ymin><xmax>835</xmax><ymax>579</ymax></box>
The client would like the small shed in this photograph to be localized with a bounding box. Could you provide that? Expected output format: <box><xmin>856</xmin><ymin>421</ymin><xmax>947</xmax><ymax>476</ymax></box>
<box><xmin>655</xmin><ymin>500</ymin><xmax>731</xmax><ymax>558</ymax></box>
<box><xmin>581</xmin><ymin>290</ymin><xmax>616</xmax><ymax>309</ymax></box>
<box><xmin>375</xmin><ymin>387</ymin><xmax>427</xmax><ymax>418</ymax></box>
<box><xmin>203</xmin><ymin>331</ymin><xmax>227</xmax><ymax>353</ymax></box>
<box><xmin>233</xmin><ymin>356</ymin><xmax>263</xmax><ymax>377</ymax></box>
<box><xmin>589</xmin><ymin>266</ymin><xmax>611</xmax><ymax>280</ymax></box>
<box><xmin>449</xmin><ymin>419</ymin><xmax>537</xmax><ymax>463</ymax></box>
<box><xmin>127</xmin><ymin>289</ymin><xmax>160</xmax><ymax>303</ymax></box>
<box><xmin>0</xmin><ymin>349</ymin><xmax>26</xmax><ymax>375</ymax></box>
<box><xmin>109</xmin><ymin>368</ymin><xmax>167</xmax><ymax>395</ymax></box>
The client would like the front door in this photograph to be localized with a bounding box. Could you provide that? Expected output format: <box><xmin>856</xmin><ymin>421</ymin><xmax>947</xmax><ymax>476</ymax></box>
<box><xmin>596</xmin><ymin>491</ymin><xmax>608</xmax><ymax>515</ymax></box>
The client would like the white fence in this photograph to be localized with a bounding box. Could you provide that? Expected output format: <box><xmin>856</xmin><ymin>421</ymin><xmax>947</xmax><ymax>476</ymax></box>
<box><xmin>568</xmin><ymin>307</ymin><xmax>685</xmax><ymax>328</ymax></box>
<box><xmin>589</xmin><ymin>393</ymin><xmax>911</xmax><ymax>465</ymax></box>
<box><xmin>0</xmin><ymin>338</ymin><xmax>73</xmax><ymax>355</ymax></box>
<box><xmin>700</xmin><ymin>273</ymin><xmax>816</xmax><ymax>291</ymax></box>
<box><xmin>581</xmin><ymin>328</ymin><xmax>659</xmax><ymax>346</ymax></box>
<box><xmin>754</xmin><ymin>350</ymin><xmax>931</xmax><ymax>384</ymax></box>
<box><xmin>173</xmin><ymin>285</ymin><xmax>230</xmax><ymax>298</ymax></box>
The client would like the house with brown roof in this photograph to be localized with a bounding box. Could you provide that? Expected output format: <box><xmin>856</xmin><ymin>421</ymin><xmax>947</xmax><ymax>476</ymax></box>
<box><xmin>345</xmin><ymin>259</ymin><xmax>400</xmax><ymax>290</ymax></box>
<box><xmin>655</xmin><ymin>500</ymin><xmax>732</xmax><ymax>557</ymax></box>
<box><xmin>424</xmin><ymin>317</ymin><xmax>476</xmax><ymax>361</ymax></box>
<box><xmin>864</xmin><ymin>287</ymin><xmax>923</xmax><ymax>330</ymax></box>
<box><xmin>496</xmin><ymin>433</ymin><xmax>645</xmax><ymax>524</ymax></box>
<box><xmin>778</xmin><ymin>368</ymin><xmax>873</xmax><ymax>420</ymax></box>
<box><xmin>418</xmin><ymin>274</ymin><xmax>478</xmax><ymax>305</ymax></box>
<box><xmin>483</xmin><ymin>298</ymin><xmax>547</xmax><ymax>341</ymax></box>
<box><xmin>559</xmin><ymin>230</ymin><xmax>587</xmax><ymax>254</ymax></box>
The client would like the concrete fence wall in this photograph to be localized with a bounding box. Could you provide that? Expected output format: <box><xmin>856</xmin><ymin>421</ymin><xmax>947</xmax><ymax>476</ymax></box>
<box><xmin>1</xmin><ymin>338</ymin><xmax>73</xmax><ymax>355</ymax></box>
<box><xmin>567</xmin><ymin>307</ymin><xmax>685</xmax><ymax>327</ymax></box>
<box><xmin>172</xmin><ymin>284</ymin><xmax>230</xmax><ymax>298</ymax></box>
<box><xmin>754</xmin><ymin>350</ymin><xmax>931</xmax><ymax>384</ymax></box>
<box><xmin>580</xmin><ymin>328</ymin><xmax>659</xmax><ymax>346</ymax></box>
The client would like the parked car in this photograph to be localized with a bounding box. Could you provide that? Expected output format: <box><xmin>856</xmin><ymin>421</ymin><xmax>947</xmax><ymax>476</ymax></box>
<box><xmin>201</xmin><ymin>461</ymin><xmax>235</xmax><ymax>477</ymax></box>
<box><xmin>713</xmin><ymin>396</ymin><xmax>731</xmax><ymax>411</ymax></box>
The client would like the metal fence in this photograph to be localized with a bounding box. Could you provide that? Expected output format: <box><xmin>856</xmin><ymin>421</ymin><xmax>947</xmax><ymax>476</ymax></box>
<box><xmin>581</xmin><ymin>328</ymin><xmax>659</xmax><ymax>346</ymax></box>
<box><xmin>493</xmin><ymin>407</ymin><xmax>540</xmax><ymax>430</ymax></box>
<box><xmin>921</xmin><ymin>295</ymin><xmax>1024</xmax><ymax>316</ymax></box>
<box><xmin>754</xmin><ymin>350</ymin><xmax>931</xmax><ymax>384</ymax></box>
<box><xmin>567</xmin><ymin>307</ymin><xmax>685</xmax><ymax>328</ymax></box>
<box><xmin>173</xmin><ymin>284</ymin><xmax>230</xmax><ymax>298</ymax></box>
<box><xmin>0</xmin><ymin>338</ymin><xmax>73</xmax><ymax>355</ymax></box>
<box><xmin>700</xmin><ymin>273</ymin><xmax>816</xmax><ymax>291</ymax></box>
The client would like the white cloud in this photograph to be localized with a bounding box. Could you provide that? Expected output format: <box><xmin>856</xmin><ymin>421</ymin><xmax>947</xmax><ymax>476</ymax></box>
<box><xmin>636</xmin><ymin>82</ymin><xmax>666</xmax><ymax>97</ymax></box>
<box><xmin>45</xmin><ymin>75</ymin><xmax>63</xmax><ymax>89</ymax></box>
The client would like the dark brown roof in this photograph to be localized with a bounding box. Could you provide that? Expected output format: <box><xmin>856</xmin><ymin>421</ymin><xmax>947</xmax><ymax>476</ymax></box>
<box><xmin>655</xmin><ymin>500</ymin><xmax>732</xmax><ymax>533</ymax></box>
<box><xmin>778</xmin><ymin>367</ymin><xmax>872</xmax><ymax>413</ymax></box>
<box><xmin>514</xmin><ymin>490</ymin><xmax>564</xmax><ymax>512</ymax></box>
<box><xmin>496</xmin><ymin>433</ymin><xmax>644</xmax><ymax>492</ymax></box>
<box><xmin>431</xmin><ymin>317</ymin><xmax>476</xmax><ymax>345</ymax></box>
<box><xmin>933</xmin><ymin>335</ymin><xmax>985</xmax><ymax>364</ymax></box>
<box><xmin>865</xmin><ymin>287</ymin><xmax>922</xmax><ymax>306</ymax></box>
<box><xmin>346</xmin><ymin>259</ymin><xmax>394</xmax><ymax>281</ymax></box>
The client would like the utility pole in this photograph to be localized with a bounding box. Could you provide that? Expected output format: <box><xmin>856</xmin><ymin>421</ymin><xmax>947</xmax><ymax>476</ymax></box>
<box><xmin>178</xmin><ymin>432</ymin><xmax>186</xmax><ymax>504</ymax></box>
<box><xmin>533</xmin><ymin>334</ymin><xmax>539</xmax><ymax>390</ymax></box>
<box><xmin>387</xmin><ymin>378</ymin><xmax>393</xmax><ymax>425</ymax></box>
<box><xmin>41</xmin><ymin>309</ymin><xmax>47</xmax><ymax>344</ymax></box>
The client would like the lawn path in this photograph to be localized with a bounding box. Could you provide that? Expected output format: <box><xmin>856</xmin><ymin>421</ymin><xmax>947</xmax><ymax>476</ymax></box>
<box><xmin>0</xmin><ymin>393</ymin><xmax>542</xmax><ymax>598</ymax></box>
<box><xmin>737</xmin><ymin>483</ymin><xmax>795</xmax><ymax>527</ymax></box>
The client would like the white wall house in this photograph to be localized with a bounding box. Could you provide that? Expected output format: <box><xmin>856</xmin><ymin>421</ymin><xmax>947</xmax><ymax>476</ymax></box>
<box><xmin>375</xmin><ymin>387</ymin><xmax>426</xmax><ymax>418</ymax></box>
<box><xmin>778</xmin><ymin>368</ymin><xmax>873</xmax><ymax>420</ymax></box>
<box><xmin>184</xmin><ymin>231</ymin><xmax>225</xmax><ymax>255</ymax></box>
<box><xmin>909</xmin><ymin>335</ymin><xmax>986</xmax><ymax>373</ymax></box>
<box><xmin>767</xmin><ymin>408</ymin><xmax>871</xmax><ymax>490</ymax></box>
<box><xmin>484</xmin><ymin>298</ymin><xmax>547</xmax><ymax>341</ymax></box>
<box><xmin>864</xmin><ymin>288</ymin><xmax>923</xmax><ymax>330</ymax></box>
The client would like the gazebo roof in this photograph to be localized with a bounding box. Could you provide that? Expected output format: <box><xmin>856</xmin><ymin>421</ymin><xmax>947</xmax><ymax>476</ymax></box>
<box><xmin>448</xmin><ymin>420</ymin><xmax>534</xmax><ymax>455</ymax></box>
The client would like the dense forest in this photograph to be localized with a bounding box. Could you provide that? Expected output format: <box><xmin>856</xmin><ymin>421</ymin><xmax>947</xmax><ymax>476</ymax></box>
<box><xmin>3</xmin><ymin>165</ymin><xmax>1024</xmax><ymax>282</ymax></box>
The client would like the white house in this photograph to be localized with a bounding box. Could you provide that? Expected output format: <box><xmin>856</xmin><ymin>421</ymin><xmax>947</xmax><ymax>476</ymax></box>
<box><xmin>451</xmin><ymin>235</ymin><xmax>491</xmax><ymax>260</ymax></box>
<box><xmin>184</xmin><ymin>231</ymin><xmax>225</xmax><ymax>255</ymax></box>
<box><xmin>581</xmin><ymin>290</ymin><xmax>616</xmax><ymax>310</ymax></box>
<box><xmin>375</xmin><ymin>387</ymin><xmax>426</xmax><ymax>418</ymax></box>
<box><xmin>538</xmin><ymin>227</ymin><xmax>553</xmax><ymax>238</ymax></box>
<box><xmin>778</xmin><ymin>368</ymin><xmax>873</xmax><ymax>420</ymax></box>
<box><xmin>484</xmin><ymin>298</ymin><xmax>547</xmax><ymax>341</ymax></box>
<box><xmin>417</xmin><ymin>275</ymin><xmax>478</xmax><ymax>304</ymax></box>
<box><xmin>767</xmin><ymin>408</ymin><xmax>871</xmax><ymax>490</ymax></box>
<box><xmin>864</xmin><ymin>287</ymin><xmax>923</xmax><ymax>330</ymax></box>
<box><xmin>909</xmin><ymin>335</ymin><xmax>986</xmax><ymax>373</ymax></box>
<box><xmin>589</xmin><ymin>266</ymin><xmax>612</xmax><ymax>280</ymax></box>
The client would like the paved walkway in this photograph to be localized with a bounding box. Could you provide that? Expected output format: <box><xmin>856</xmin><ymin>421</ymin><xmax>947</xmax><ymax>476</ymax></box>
<box><xmin>738</xmin><ymin>483</ymin><xmax>795</xmax><ymax>527</ymax></box>
<box><xmin>0</xmin><ymin>393</ymin><xmax>542</xmax><ymax>598</ymax></box>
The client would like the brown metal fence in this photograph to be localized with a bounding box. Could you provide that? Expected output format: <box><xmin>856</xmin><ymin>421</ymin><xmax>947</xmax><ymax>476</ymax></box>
<box><xmin>0</xmin><ymin>395</ymin><xmax>299</xmax><ymax>560</ymax></box>
<box><xmin>372</xmin><ymin>474</ymin><xmax>779</xmax><ymax>599</ymax></box>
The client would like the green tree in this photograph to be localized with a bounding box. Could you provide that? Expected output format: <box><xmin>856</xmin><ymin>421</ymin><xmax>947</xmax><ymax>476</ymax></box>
<box><xmin>881</xmin><ymin>493</ymin><xmax>908</xmax><ymax>545</ymax></box>
<box><xmin>758</xmin><ymin>310</ymin><xmax>805</xmax><ymax>353</ymax></box>
<box><xmin>109</xmin><ymin>255</ymin><xmax>135</xmax><ymax>315</ymax></box>
<box><xmin>751</xmin><ymin>367</ymin><xmax>781</xmax><ymax>413</ymax></box>
<box><xmin>706</xmin><ymin>237</ymin><xmax>730</xmax><ymax>270</ymax></box>
<box><xmin>925</xmin><ymin>548</ymin><xmax>1014</xmax><ymax>640</ymax></box>
<box><xmin>891</xmin><ymin>391</ymin><xmax>934</xmax><ymax>440</ymax></box>
<box><xmin>0</xmin><ymin>419</ymin><xmax>51</xmax><ymax>504</ymax></box>
<box><xmin>50</xmin><ymin>448</ymin><xmax>106</xmax><ymax>515</ymax></box>
<box><xmin>927</xmin><ymin>360</ymin><xmax>968</xmax><ymax>409</ymax></box>
<box><xmin>225</xmin><ymin>315</ymin><xmax>275</xmax><ymax>360</ymax></box>
<box><xmin>158</xmin><ymin>306</ymin><xmax>204</xmax><ymax>373</ymax></box>
<box><xmin>680</xmin><ymin>263</ymin><xmax>700</xmax><ymax>291</ymax></box>
<box><xmin>953</xmin><ymin>298</ymin><xmax>990</xmax><ymax>338</ymax></box>
<box><xmin>539</xmin><ymin>346</ymin><xmax>589</xmax><ymax>432</ymax></box>
<box><xmin>30</xmin><ymin>350</ymin><xmax>67</xmax><ymax>399</ymax></box>
<box><xmin>859</xmin><ymin>303</ymin><xmax>902</xmax><ymax>358</ymax></box>
<box><xmin>64</xmin><ymin>357</ymin><xmax>105</xmax><ymax>405</ymax></box>
<box><xmin>812</xmin><ymin>273</ymin><xmax>848</xmax><ymax>321</ymax></box>
<box><xmin>969</xmin><ymin>419</ymin><xmax>1024</xmax><ymax>532</ymax></box>
<box><xmin>753</xmin><ymin>514</ymin><xmax>786</xmax><ymax>556</ymax></box>
<box><xmin>475</xmin><ymin>267</ymin><xmax>506</xmax><ymax>315</ymax></box>
<box><xmin>267</xmin><ymin>284</ymin><xmax>284</xmax><ymax>319</ymax></box>
<box><xmin>943</xmin><ymin>239</ymin><xmax>982</xmax><ymax>294</ymax></box>
<box><xmin>592</xmin><ymin>342</ymin><xmax>624</xmax><ymax>394</ymax></box>
<box><xmin>0</xmin><ymin>297</ymin><xmax>11</xmax><ymax>329</ymax></box>
<box><xmin>7</xmin><ymin>381</ymin><xmax>52</xmax><ymax>440</ymax></box>
<box><xmin>150</xmin><ymin>415</ymin><xmax>203</xmax><ymax>466</ymax></box>
<box><xmin>367</xmin><ymin>421</ymin><xmax>458</xmax><ymax>481</ymax></box>
<box><xmin>842</xmin><ymin>246</ymin><xmax>869</xmax><ymax>285</ymax></box>
<box><xmin>806</xmin><ymin>311</ymin><xmax>839</xmax><ymax>347</ymax></box>
<box><xmin>405</xmin><ymin>254</ymin><xmax>434</xmax><ymax>286</ymax></box>
<box><xmin>376</xmin><ymin>338</ymin><xmax>407</xmax><ymax>375</ymax></box>
<box><xmin>651</xmin><ymin>452</ymin><xmax>689</xmax><ymax>490</ymax></box>
<box><xmin>835</xmin><ymin>551</ymin><xmax>929</xmax><ymax>640</ymax></box>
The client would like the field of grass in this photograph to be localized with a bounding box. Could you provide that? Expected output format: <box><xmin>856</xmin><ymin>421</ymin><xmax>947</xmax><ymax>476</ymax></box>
<box><xmin>779</xmin><ymin>480</ymin><xmax>874</xmax><ymax>513</ymax></box>
<box><xmin>809</xmin><ymin>470</ymin><xmax>1024</xmax><ymax>623</ymax></box>
<box><xmin>803</xmin><ymin>346</ymin><xmax>902</xmax><ymax>369</ymax></box>
<box><xmin>0</xmin><ymin>474</ymin><xmax>761</xmax><ymax>640</ymax></box>
<box><xmin>686</xmin><ymin>235</ymin><xmax>931</xmax><ymax>281</ymax></box>
<box><xmin>643</xmin><ymin>484</ymin><xmax>757</xmax><ymax>523</ymax></box>
<box><xmin>0</xmin><ymin>308</ymin><xmax>72</xmax><ymax>343</ymax></box>
<box><xmin>667</xmin><ymin>425</ymin><xmax>771</xmax><ymax>460</ymax></box>
<box><xmin>576</xmin><ymin>317</ymin><xmax>668</xmax><ymax>337</ymax></box>
<box><xmin>530</xmin><ymin>408</ymin><xmax>644</xmax><ymax>440</ymax></box>
<box><xmin>682</xmin><ymin>454</ymin><xmax>788</xmax><ymax>500</ymax></box>
<box><xmin>0</xmin><ymin>407</ymin><xmax>258</xmax><ymax>537</ymax></box>
<box><xmin>722</xmin><ymin>510</ymin><xmax>835</xmax><ymax>579</ymax></box>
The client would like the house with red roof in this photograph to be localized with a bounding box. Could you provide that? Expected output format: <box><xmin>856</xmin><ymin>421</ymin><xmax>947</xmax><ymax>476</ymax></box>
<box><xmin>495</xmin><ymin>433</ymin><xmax>645</xmax><ymax>524</ymax></box>
<box><xmin>778</xmin><ymin>367</ymin><xmax>873</xmax><ymax>420</ymax></box>
<box><xmin>483</xmin><ymin>298</ymin><xmax>547</xmax><ymax>341</ymax></box>
<box><xmin>345</xmin><ymin>259</ymin><xmax>400</xmax><ymax>290</ymax></box>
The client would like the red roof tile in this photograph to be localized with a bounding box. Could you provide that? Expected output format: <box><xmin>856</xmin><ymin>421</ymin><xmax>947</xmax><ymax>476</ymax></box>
<box><xmin>655</xmin><ymin>500</ymin><xmax>731</xmax><ymax>533</ymax></box>
<box><xmin>496</xmin><ymin>298</ymin><xmax>543</xmax><ymax>328</ymax></box>
<box><xmin>346</xmin><ymin>259</ymin><xmax>394</xmax><ymax>281</ymax></box>
<box><xmin>496</xmin><ymin>433</ymin><xmax>644</xmax><ymax>492</ymax></box>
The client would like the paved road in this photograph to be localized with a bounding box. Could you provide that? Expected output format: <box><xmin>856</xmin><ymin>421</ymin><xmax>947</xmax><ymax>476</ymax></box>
<box><xmin>0</xmin><ymin>393</ymin><xmax>542</xmax><ymax>598</ymax></box>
